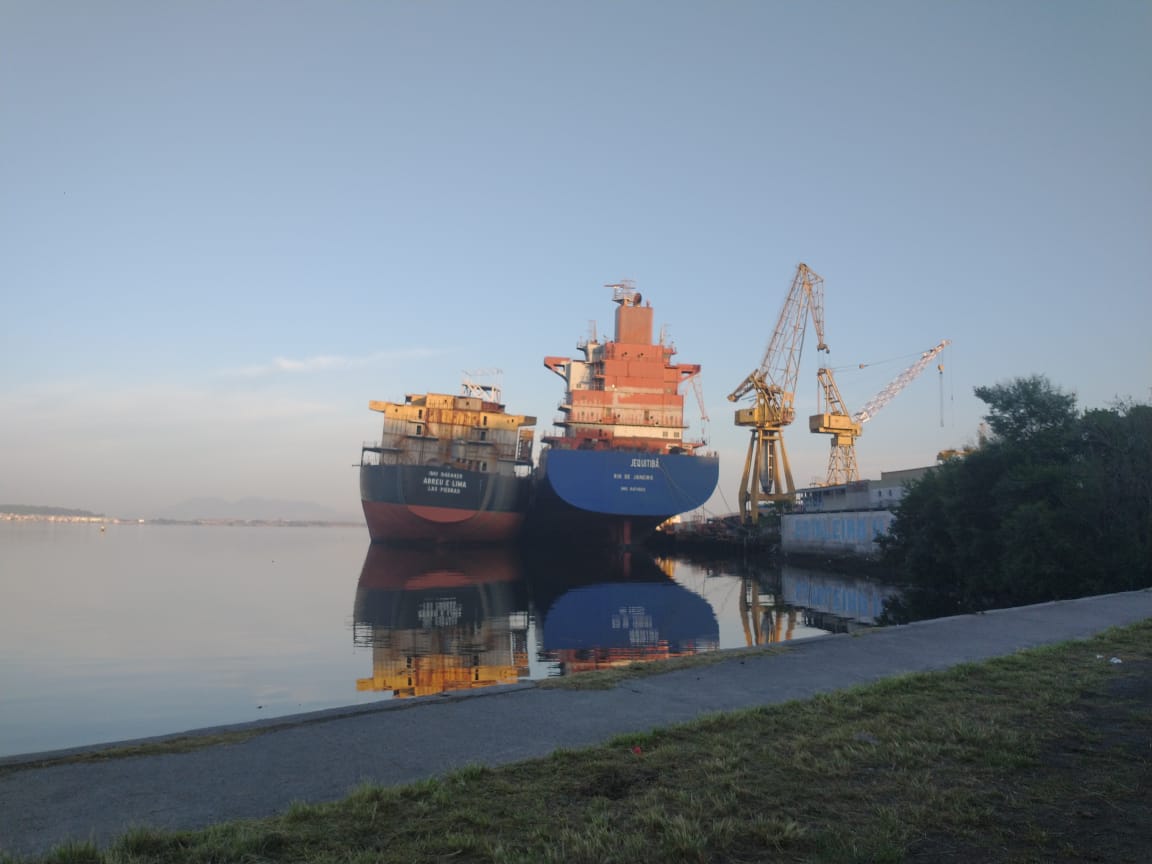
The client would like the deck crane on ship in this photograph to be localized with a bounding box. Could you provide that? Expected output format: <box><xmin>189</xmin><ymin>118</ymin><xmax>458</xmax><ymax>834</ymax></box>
<box><xmin>809</xmin><ymin>339</ymin><xmax>952</xmax><ymax>485</ymax></box>
<box><xmin>727</xmin><ymin>263</ymin><xmax>828</xmax><ymax>525</ymax></box>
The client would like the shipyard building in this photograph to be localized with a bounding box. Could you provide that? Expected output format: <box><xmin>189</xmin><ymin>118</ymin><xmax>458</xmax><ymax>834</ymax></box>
<box><xmin>780</xmin><ymin>467</ymin><xmax>931</xmax><ymax>558</ymax></box>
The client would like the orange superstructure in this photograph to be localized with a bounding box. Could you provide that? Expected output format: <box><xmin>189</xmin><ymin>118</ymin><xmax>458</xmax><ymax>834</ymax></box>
<box><xmin>543</xmin><ymin>282</ymin><xmax>705</xmax><ymax>455</ymax></box>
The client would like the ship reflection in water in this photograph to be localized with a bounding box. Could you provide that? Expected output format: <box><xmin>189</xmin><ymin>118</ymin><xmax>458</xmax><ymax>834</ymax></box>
<box><xmin>352</xmin><ymin>546</ymin><xmax>899</xmax><ymax>698</ymax></box>
<box><xmin>352</xmin><ymin>544</ymin><xmax>530</xmax><ymax>698</ymax></box>
<box><xmin>528</xmin><ymin>550</ymin><xmax>720</xmax><ymax>675</ymax></box>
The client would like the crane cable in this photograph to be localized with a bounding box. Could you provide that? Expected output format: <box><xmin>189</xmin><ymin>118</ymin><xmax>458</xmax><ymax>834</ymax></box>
<box><xmin>939</xmin><ymin>361</ymin><xmax>944</xmax><ymax>427</ymax></box>
<box><xmin>828</xmin><ymin>349</ymin><xmax>929</xmax><ymax>373</ymax></box>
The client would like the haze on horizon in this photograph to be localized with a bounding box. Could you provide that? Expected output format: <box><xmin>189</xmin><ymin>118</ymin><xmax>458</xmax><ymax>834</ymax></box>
<box><xmin>2</xmin><ymin>2</ymin><xmax>1149</xmax><ymax>519</ymax></box>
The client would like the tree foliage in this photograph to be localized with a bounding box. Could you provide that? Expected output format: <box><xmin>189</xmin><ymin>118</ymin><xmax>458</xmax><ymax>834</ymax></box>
<box><xmin>881</xmin><ymin>377</ymin><xmax>1152</xmax><ymax>622</ymax></box>
<box><xmin>973</xmin><ymin>374</ymin><xmax>1078</xmax><ymax>444</ymax></box>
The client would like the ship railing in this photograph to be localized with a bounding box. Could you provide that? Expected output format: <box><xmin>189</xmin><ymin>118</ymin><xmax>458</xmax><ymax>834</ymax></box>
<box><xmin>455</xmin><ymin>440</ymin><xmax>518</xmax><ymax>457</ymax></box>
<box><xmin>362</xmin><ymin>440</ymin><xmax>402</xmax><ymax>453</ymax></box>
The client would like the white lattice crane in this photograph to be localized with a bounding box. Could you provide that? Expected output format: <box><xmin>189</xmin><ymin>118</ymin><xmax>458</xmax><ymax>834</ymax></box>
<box><xmin>809</xmin><ymin>339</ymin><xmax>951</xmax><ymax>485</ymax></box>
<box><xmin>727</xmin><ymin>263</ymin><xmax>828</xmax><ymax>523</ymax></box>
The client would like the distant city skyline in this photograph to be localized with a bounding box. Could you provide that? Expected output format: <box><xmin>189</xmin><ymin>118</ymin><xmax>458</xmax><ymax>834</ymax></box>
<box><xmin>2</xmin><ymin>1</ymin><xmax>1149</xmax><ymax>517</ymax></box>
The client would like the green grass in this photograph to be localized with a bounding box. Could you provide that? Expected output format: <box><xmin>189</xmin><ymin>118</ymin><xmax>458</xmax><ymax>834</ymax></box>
<box><xmin>6</xmin><ymin>620</ymin><xmax>1152</xmax><ymax>863</ymax></box>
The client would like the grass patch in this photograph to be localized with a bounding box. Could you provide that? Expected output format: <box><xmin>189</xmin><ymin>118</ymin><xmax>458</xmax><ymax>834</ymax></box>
<box><xmin>10</xmin><ymin>620</ymin><xmax>1152</xmax><ymax>863</ymax></box>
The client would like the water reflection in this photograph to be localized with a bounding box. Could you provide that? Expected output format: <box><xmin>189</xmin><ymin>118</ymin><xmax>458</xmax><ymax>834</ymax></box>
<box><xmin>780</xmin><ymin>564</ymin><xmax>896</xmax><ymax>631</ymax></box>
<box><xmin>525</xmin><ymin>549</ymin><xmax>720</xmax><ymax>675</ymax></box>
<box><xmin>724</xmin><ymin>565</ymin><xmax>894</xmax><ymax>643</ymax></box>
<box><xmin>352</xmin><ymin>546</ymin><xmax>899</xmax><ymax>696</ymax></box>
<box><xmin>735</xmin><ymin>575</ymin><xmax>799</xmax><ymax>644</ymax></box>
<box><xmin>352</xmin><ymin>544</ymin><xmax>529</xmax><ymax>698</ymax></box>
<box><xmin>676</xmin><ymin>556</ymin><xmax>899</xmax><ymax>642</ymax></box>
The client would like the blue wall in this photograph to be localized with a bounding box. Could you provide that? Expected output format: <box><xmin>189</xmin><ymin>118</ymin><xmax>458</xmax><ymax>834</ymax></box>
<box><xmin>781</xmin><ymin>510</ymin><xmax>894</xmax><ymax>557</ymax></box>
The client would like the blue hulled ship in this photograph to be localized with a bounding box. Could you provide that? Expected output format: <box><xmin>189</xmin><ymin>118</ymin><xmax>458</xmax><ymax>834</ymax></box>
<box><xmin>524</xmin><ymin>282</ymin><xmax>719</xmax><ymax>546</ymax></box>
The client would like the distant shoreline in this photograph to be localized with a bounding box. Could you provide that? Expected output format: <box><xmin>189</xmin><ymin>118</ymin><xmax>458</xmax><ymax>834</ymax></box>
<box><xmin>0</xmin><ymin>513</ymin><xmax>361</xmax><ymax>528</ymax></box>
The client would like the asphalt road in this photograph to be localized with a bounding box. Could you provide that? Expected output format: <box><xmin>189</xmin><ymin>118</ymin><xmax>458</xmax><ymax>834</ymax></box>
<box><xmin>3</xmin><ymin>588</ymin><xmax>1151</xmax><ymax>858</ymax></box>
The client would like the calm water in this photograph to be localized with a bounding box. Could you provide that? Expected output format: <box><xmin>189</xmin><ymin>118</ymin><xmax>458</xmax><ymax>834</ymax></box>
<box><xmin>0</xmin><ymin>522</ymin><xmax>896</xmax><ymax>757</ymax></box>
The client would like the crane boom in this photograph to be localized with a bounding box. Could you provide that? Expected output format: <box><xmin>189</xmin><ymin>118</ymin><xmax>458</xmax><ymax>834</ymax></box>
<box><xmin>689</xmin><ymin>373</ymin><xmax>710</xmax><ymax>444</ymax></box>
<box><xmin>854</xmin><ymin>339</ymin><xmax>951</xmax><ymax>424</ymax></box>
<box><xmin>727</xmin><ymin>263</ymin><xmax>828</xmax><ymax>406</ymax></box>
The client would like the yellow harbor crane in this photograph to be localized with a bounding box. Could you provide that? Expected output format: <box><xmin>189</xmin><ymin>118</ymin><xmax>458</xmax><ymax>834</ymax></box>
<box><xmin>727</xmin><ymin>263</ymin><xmax>828</xmax><ymax>524</ymax></box>
<box><xmin>809</xmin><ymin>339</ymin><xmax>952</xmax><ymax>485</ymax></box>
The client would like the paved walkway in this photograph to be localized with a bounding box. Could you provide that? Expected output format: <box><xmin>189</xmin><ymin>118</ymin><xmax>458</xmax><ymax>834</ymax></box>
<box><xmin>3</xmin><ymin>588</ymin><xmax>1151</xmax><ymax>858</ymax></box>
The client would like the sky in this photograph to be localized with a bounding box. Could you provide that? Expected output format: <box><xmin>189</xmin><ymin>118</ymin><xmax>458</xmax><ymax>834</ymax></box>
<box><xmin>1</xmin><ymin>0</ymin><xmax>1149</xmax><ymax>519</ymax></box>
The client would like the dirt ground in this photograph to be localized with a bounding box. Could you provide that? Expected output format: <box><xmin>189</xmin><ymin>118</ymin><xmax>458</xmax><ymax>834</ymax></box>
<box><xmin>907</xmin><ymin>659</ymin><xmax>1152</xmax><ymax>863</ymax></box>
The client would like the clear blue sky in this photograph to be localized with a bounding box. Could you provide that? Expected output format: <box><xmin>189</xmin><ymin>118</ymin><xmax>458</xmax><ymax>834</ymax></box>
<box><xmin>2</xmin><ymin>0</ymin><xmax>1149</xmax><ymax>518</ymax></box>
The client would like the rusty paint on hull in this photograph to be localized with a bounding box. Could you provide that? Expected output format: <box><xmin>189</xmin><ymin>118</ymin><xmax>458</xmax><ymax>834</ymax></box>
<box><xmin>361</xmin><ymin>498</ymin><xmax>525</xmax><ymax>544</ymax></box>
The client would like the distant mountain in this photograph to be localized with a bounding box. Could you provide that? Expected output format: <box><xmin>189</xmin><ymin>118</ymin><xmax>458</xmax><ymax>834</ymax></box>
<box><xmin>154</xmin><ymin>497</ymin><xmax>359</xmax><ymax>523</ymax></box>
<box><xmin>0</xmin><ymin>504</ymin><xmax>105</xmax><ymax>517</ymax></box>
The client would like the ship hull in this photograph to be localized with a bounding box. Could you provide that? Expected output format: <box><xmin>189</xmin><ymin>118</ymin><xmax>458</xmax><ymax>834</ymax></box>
<box><xmin>523</xmin><ymin>449</ymin><xmax>719</xmax><ymax>546</ymax></box>
<box><xmin>360</xmin><ymin>464</ymin><xmax>531</xmax><ymax>544</ymax></box>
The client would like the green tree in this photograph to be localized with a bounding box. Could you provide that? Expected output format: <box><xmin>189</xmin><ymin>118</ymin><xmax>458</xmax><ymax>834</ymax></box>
<box><xmin>881</xmin><ymin>379</ymin><xmax>1152</xmax><ymax>623</ymax></box>
<box><xmin>973</xmin><ymin>375</ymin><xmax>1077</xmax><ymax>445</ymax></box>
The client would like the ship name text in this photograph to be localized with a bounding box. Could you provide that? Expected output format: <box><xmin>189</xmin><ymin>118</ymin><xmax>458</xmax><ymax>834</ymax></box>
<box><xmin>422</xmin><ymin>469</ymin><xmax>468</xmax><ymax>495</ymax></box>
<box><xmin>630</xmin><ymin>457</ymin><xmax>660</xmax><ymax>468</ymax></box>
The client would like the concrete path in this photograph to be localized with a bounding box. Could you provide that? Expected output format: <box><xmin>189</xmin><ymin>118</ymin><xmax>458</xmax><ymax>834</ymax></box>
<box><xmin>3</xmin><ymin>588</ymin><xmax>1151</xmax><ymax>858</ymax></box>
